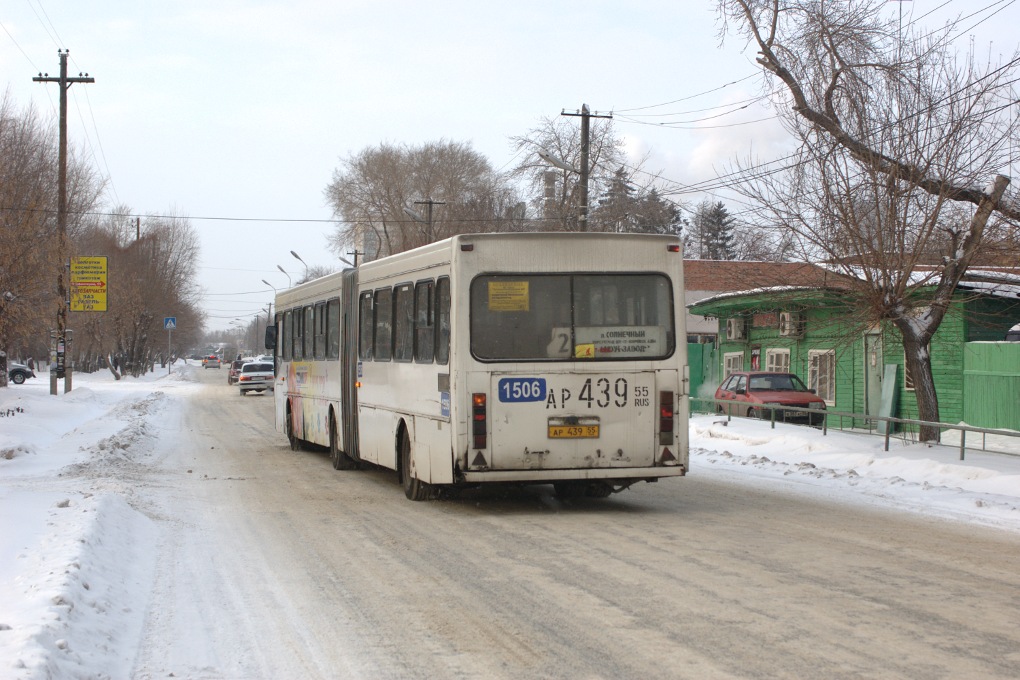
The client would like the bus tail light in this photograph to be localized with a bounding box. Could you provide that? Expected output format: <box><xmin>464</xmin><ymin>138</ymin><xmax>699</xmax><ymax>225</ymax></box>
<box><xmin>472</xmin><ymin>393</ymin><xmax>487</xmax><ymax>449</ymax></box>
<box><xmin>659</xmin><ymin>390</ymin><xmax>674</xmax><ymax>445</ymax></box>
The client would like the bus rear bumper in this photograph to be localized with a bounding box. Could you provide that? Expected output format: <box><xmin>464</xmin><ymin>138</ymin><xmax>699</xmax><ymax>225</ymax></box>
<box><xmin>459</xmin><ymin>465</ymin><xmax>687</xmax><ymax>483</ymax></box>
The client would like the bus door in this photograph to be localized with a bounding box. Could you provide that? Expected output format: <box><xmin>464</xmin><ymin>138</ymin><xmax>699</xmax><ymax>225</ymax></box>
<box><xmin>488</xmin><ymin>370</ymin><xmax>659</xmax><ymax>471</ymax></box>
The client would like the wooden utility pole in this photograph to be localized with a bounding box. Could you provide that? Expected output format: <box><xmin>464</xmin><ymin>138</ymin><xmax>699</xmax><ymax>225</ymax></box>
<box><xmin>34</xmin><ymin>50</ymin><xmax>94</xmax><ymax>394</ymax></box>
<box><xmin>561</xmin><ymin>104</ymin><xmax>612</xmax><ymax>231</ymax></box>
<box><xmin>413</xmin><ymin>199</ymin><xmax>446</xmax><ymax>243</ymax></box>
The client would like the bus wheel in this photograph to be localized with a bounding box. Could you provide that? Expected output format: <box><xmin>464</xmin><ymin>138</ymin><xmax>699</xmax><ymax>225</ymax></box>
<box><xmin>400</xmin><ymin>433</ymin><xmax>429</xmax><ymax>501</ymax></box>
<box><xmin>286</xmin><ymin>405</ymin><xmax>301</xmax><ymax>451</ymax></box>
<box><xmin>585</xmin><ymin>482</ymin><xmax>613</xmax><ymax>498</ymax></box>
<box><xmin>329</xmin><ymin>413</ymin><xmax>358</xmax><ymax>470</ymax></box>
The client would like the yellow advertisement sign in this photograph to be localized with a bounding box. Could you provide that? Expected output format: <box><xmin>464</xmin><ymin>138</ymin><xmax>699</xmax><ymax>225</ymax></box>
<box><xmin>488</xmin><ymin>281</ymin><xmax>529</xmax><ymax>312</ymax></box>
<box><xmin>70</xmin><ymin>256</ymin><xmax>108</xmax><ymax>312</ymax></box>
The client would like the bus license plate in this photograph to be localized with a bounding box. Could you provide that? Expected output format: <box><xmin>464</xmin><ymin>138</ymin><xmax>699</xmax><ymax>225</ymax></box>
<box><xmin>548</xmin><ymin>425</ymin><xmax>600</xmax><ymax>439</ymax></box>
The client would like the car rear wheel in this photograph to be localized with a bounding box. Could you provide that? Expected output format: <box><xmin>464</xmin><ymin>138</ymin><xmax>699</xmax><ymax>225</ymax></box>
<box><xmin>747</xmin><ymin>407</ymin><xmax>760</xmax><ymax>419</ymax></box>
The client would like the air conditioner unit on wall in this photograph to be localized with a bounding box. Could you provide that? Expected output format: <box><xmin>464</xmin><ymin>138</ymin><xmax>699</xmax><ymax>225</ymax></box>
<box><xmin>779</xmin><ymin>311</ymin><xmax>805</xmax><ymax>337</ymax></box>
<box><xmin>726</xmin><ymin>317</ymin><xmax>747</xmax><ymax>341</ymax></box>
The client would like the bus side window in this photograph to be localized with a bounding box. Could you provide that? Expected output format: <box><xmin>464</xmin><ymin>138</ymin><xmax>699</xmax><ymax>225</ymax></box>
<box><xmin>327</xmin><ymin>298</ymin><xmax>341</xmax><ymax>360</ymax></box>
<box><xmin>359</xmin><ymin>292</ymin><xmax>374</xmax><ymax>360</ymax></box>
<box><xmin>282</xmin><ymin>310</ymin><xmax>293</xmax><ymax>361</ymax></box>
<box><xmin>314</xmin><ymin>301</ymin><xmax>327</xmax><ymax>361</ymax></box>
<box><xmin>374</xmin><ymin>288</ymin><xmax>393</xmax><ymax>362</ymax></box>
<box><xmin>414</xmin><ymin>280</ymin><xmax>434</xmax><ymax>363</ymax></box>
<box><xmin>292</xmin><ymin>308</ymin><xmax>303</xmax><ymax>360</ymax></box>
<box><xmin>436</xmin><ymin>276</ymin><xmax>451</xmax><ymax>365</ymax></box>
<box><xmin>303</xmin><ymin>305</ymin><xmax>315</xmax><ymax>360</ymax></box>
<box><xmin>393</xmin><ymin>284</ymin><xmax>414</xmax><ymax>362</ymax></box>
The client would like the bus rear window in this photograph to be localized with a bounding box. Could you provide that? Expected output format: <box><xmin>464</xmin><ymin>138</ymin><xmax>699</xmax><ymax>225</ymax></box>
<box><xmin>470</xmin><ymin>274</ymin><xmax>674</xmax><ymax>361</ymax></box>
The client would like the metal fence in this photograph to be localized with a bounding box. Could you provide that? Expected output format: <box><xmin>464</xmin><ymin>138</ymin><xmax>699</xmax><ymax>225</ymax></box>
<box><xmin>690</xmin><ymin>397</ymin><xmax>1020</xmax><ymax>461</ymax></box>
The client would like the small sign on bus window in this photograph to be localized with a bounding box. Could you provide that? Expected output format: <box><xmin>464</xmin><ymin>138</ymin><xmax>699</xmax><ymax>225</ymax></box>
<box><xmin>488</xmin><ymin>281</ymin><xmax>529</xmax><ymax>312</ymax></box>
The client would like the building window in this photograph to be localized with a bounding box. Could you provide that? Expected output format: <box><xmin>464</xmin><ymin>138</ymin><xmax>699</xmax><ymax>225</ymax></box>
<box><xmin>766</xmin><ymin>348</ymin><xmax>790</xmax><ymax>373</ymax></box>
<box><xmin>724</xmin><ymin>352</ymin><xmax>744</xmax><ymax>377</ymax></box>
<box><xmin>808</xmin><ymin>349</ymin><xmax>836</xmax><ymax>404</ymax></box>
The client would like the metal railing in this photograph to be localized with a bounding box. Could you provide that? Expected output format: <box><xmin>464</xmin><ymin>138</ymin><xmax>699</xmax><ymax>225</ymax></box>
<box><xmin>690</xmin><ymin>397</ymin><xmax>1020</xmax><ymax>461</ymax></box>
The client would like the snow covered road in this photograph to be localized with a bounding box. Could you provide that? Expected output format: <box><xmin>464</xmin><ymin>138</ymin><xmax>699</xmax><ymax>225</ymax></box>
<box><xmin>3</xmin><ymin>364</ymin><xmax>1020</xmax><ymax>678</ymax></box>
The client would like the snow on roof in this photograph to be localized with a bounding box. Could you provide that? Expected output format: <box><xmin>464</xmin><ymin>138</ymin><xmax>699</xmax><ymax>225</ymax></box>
<box><xmin>686</xmin><ymin>285</ymin><xmax>838</xmax><ymax>310</ymax></box>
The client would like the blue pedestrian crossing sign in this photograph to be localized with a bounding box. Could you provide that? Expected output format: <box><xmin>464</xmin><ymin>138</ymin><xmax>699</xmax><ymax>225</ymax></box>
<box><xmin>164</xmin><ymin>317</ymin><xmax>177</xmax><ymax>330</ymax></box>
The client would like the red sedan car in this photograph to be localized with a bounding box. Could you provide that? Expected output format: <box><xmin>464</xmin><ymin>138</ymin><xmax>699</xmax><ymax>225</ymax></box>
<box><xmin>715</xmin><ymin>371</ymin><xmax>826</xmax><ymax>425</ymax></box>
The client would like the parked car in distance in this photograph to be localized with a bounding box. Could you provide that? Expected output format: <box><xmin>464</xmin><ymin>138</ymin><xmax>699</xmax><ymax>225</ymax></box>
<box><xmin>8</xmin><ymin>362</ymin><xmax>36</xmax><ymax>385</ymax></box>
<box><xmin>202</xmin><ymin>355</ymin><xmax>221</xmax><ymax>369</ymax></box>
<box><xmin>238</xmin><ymin>361</ymin><xmax>275</xmax><ymax>395</ymax></box>
<box><xmin>715</xmin><ymin>371</ymin><xmax>826</xmax><ymax>425</ymax></box>
<box><xmin>227</xmin><ymin>359</ymin><xmax>245</xmax><ymax>385</ymax></box>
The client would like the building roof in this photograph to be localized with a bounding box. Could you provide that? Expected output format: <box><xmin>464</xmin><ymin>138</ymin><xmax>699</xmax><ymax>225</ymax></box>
<box><xmin>684</xmin><ymin>260</ymin><xmax>849</xmax><ymax>293</ymax></box>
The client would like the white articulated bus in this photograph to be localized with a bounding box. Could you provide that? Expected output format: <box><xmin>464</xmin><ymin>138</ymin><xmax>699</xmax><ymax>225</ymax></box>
<box><xmin>268</xmin><ymin>232</ymin><xmax>689</xmax><ymax>500</ymax></box>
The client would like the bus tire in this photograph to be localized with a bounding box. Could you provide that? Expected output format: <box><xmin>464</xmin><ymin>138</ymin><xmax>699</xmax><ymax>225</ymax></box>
<box><xmin>400</xmin><ymin>432</ymin><xmax>429</xmax><ymax>501</ymax></box>
<box><xmin>329</xmin><ymin>412</ymin><xmax>358</xmax><ymax>470</ymax></box>
<box><xmin>286</xmin><ymin>403</ymin><xmax>301</xmax><ymax>451</ymax></box>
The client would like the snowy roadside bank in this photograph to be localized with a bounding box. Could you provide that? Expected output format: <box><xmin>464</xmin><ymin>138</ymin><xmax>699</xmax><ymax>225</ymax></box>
<box><xmin>1</xmin><ymin>366</ymin><xmax>199</xmax><ymax>679</ymax></box>
<box><xmin>689</xmin><ymin>415</ymin><xmax>1020</xmax><ymax>531</ymax></box>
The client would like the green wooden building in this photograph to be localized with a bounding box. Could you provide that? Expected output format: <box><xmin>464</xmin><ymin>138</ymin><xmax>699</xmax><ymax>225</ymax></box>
<box><xmin>688</xmin><ymin>277</ymin><xmax>1020</xmax><ymax>431</ymax></box>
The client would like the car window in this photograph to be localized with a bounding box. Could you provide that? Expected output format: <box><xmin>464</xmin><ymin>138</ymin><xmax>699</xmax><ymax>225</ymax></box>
<box><xmin>735</xmin><ymin>375</ymin><xmax>747</xmax><ymax>392</ymax></box>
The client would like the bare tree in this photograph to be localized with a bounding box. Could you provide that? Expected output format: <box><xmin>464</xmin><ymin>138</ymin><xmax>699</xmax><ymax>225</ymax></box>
<box><xmin>73</xmin><ymin>209</ymin><xmax>203</xmax><ymax>377</ymax></box>
<box><xmin>509</xmin><ymin>115</ymin><xmax>636</xmax><ymax>231</ymax></box>
<box><xmin>0</xmin><ymin>92</ymin><xmax>106</xmax><ymax>383</ymax></box>
<box><xmin>718</xmin><ymin>0</ymin><xmax>1020</xmax><ymax>440</ymax></box>
<box><xmin>324</xmin><ymin>140</ymin><xmax>525</xmax><ymax>261</ymax></box>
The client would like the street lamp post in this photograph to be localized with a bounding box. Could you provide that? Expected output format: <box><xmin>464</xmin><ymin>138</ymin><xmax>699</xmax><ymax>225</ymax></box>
<box><xmin>290</xmin><ymin>250</ymin><xmax>309</xmax><ymax>282</ymax></box>
<box><xmin>277</xmin><ymin>265</ymin><xmax>291</xmax><ymax>287</ymax></box>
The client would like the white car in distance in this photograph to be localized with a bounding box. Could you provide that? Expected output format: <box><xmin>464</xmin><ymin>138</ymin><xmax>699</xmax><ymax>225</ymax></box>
<box><xmin>238</xmin><ymin>361</ymin><xmax>275</xmax><ymax>395</ymax></box>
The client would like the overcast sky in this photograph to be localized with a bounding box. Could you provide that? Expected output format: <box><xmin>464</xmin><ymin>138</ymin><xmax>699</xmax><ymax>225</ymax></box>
<box><xmin>2</xmin><ymin>1</ymin><xmax>1017</xmax><ymax>331</ymax></box>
